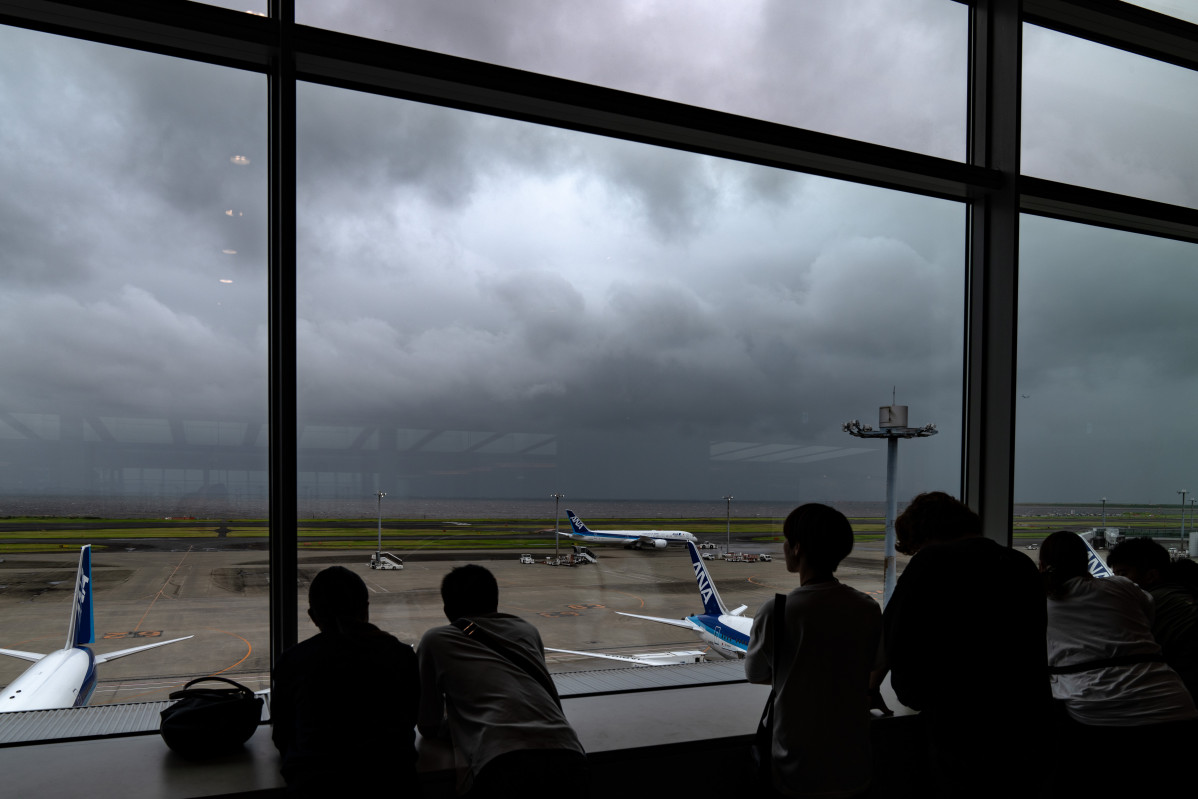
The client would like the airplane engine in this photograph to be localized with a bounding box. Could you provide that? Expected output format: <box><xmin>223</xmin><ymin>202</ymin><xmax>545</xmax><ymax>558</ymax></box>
<box><xmin>651</xmin><ymin>539</ymin><xmax>668</xmax><ymax>549</ymax></box>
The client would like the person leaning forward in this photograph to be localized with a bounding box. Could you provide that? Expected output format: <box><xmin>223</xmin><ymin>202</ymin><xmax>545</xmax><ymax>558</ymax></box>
<box><xmin>417</xmin><ymin>564</ymin><xmax>587</xmax><ymax>797</ymax></box>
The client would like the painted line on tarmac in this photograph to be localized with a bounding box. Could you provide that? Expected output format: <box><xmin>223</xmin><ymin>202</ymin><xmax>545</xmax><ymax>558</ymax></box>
<box><xmin>133</xmin><ymin>546</ymin><xmax>193</xmax><ymax>631</ymax></box>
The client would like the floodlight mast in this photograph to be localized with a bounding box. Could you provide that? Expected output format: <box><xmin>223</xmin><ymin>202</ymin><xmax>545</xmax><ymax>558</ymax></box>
<box><xmin>843</xmin><ymin>403</ymin><xmax>937</xmax><ymax>607</ymax></box>
<box><xmin>723</xmin><ymin>495</ymin><xmax>734</xmax><ymax>553</ymax></box>
<box><xmin>551</xmin><ymin>492</ymin><xmax>565</xmax><ymax>557</ymax></box>
<box><xmin>1101</xmin><ymin>497</ymin><xmax>1107</xmax><ymax>528</ymax></box>
<box><xmin>375</xmin><ymin>490</ymin><xmax>386</xmax><ymax>564</ymax></box>
<box><xmin>1180</xmin><ymin>490</ymin><xmax>1189</xmax><ymax>547</ymax></box>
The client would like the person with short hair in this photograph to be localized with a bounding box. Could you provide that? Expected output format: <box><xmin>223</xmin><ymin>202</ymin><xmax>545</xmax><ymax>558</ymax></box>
<box><xmin>272</xmin><ymin>566</ymin><xmax>420</xmax><ymax>798</ymax></box>
<box><xmin>418</xmin><ymin>564</ymin><xmax>585</xmax><ymax>797</ymax></box>
<box><xmin>745</xmin><ymin>503</ymin><xmax>881</xmax><ymax>798</ymax></box>
<box><xmin>882</xmin><ymin>492</ymin><xmax>1051</xmax><ymax>798</ymax></box>
<box><xmin>1107</xmin><ymin>537</ymin><xmax>1198</xmax><ymax>698</ymax></box>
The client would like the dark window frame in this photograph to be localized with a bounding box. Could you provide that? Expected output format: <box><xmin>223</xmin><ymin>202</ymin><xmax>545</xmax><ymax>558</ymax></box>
<box><xmin>0</xmin><ymin>0</ymin><xmax>1195</xmax><ymax>668</ymax></box>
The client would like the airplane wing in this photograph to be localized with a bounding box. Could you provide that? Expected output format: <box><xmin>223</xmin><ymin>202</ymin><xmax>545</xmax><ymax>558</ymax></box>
<box><xmin>545</xmin><ymin>647</ymin><xmax>707</xmax><ymax>666</ymax></box>
<box><xmin>0</xmin><ymin>648</ymin><xmax>46</xmax><ymax>663</ymax></box>
<box><xmin>616</xmin><ymin>611</ymin><xmax>703</xmax><ymax>631</ymax></box>
<box><xmin>93</xmin><ymin>635</ymin><xmax>193</xmax><ymax>664</ymax></box>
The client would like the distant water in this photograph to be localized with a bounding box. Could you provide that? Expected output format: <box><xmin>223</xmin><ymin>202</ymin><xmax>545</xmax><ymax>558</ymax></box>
<box><xmin>0</xmin><ymin>494</ymin><xmax>1133</xmax><ymax>520</ymax></box>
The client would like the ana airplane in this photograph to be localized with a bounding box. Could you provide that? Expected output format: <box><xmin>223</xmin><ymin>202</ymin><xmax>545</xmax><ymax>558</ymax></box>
<box><xmin>616</xmin><ymin>540</ymin><xmax>753</xmax><ymax>659</ymax></box>
<box><xmin>0</xmin><ymin>545</ymin><xmax>192</xmax><ymax>712</ymax></box>
<box><xmin>1073</xmin><ymin>530</ymin><xmax>1115</xmax><ymax>578</ymax></box>
<box><xmin>562</xmin><ymin>510</ymin><xmax>697</xmax><ymax>550</ymax></box>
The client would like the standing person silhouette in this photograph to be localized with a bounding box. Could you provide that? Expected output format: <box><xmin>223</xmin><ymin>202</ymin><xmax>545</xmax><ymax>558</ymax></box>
<box><xmin>746</xmin><ymin>503</ymin><xmax>881</xmax><ymax>798</ymax></box>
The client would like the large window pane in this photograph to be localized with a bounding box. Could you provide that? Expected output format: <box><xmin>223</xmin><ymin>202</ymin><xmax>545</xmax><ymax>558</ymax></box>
<box><xmin>1017</xmin><ymin>215</ymin><xmax>1198</xmax><ymax>509</ymax></box>
<box><xmin>296</xmin><ymin>83</ymin><xmax>964</xmax><ymax>668</ymax></box>
<box><xmin>298</xmin><ymin>0</ymin><xmax>968</xmax><ymax>160</ymax></box>
<box><xmin>1023</xmin><ymin>24</ymin><xmax>1198</xmax><ymax>208</ymax></box>
<box><xmin>0</xmin><ymin>26</ymin><xmax>268</xmax><ymax>715</ymax></box>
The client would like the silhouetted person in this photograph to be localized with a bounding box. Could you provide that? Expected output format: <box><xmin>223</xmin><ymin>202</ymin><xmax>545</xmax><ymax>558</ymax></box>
<box><xmin>272</xmin><ymin>566</ymin><xmax>419</xmax><ymax>798</ymax></box>
<box><xmin>1041</xmin><ymin>531</ymin><xmax>1197</xmax><ymax>799</ymax></box>
<box><xmin>882</xmin><ymin>492</ymin><xmax>1050</xmax><ymax>798</ymax></box>
<box><xmin>746</xmin><ymin>503</ymin><xmax>881</xmax><ymax>798</ymax></box>
<box><xmin>1107</xmin><ymin>536</ymin><xmax>1198</xmax><ymax>698</ymax></box>
<box><xmin>418</xmin><ymin>564</ymin><xmax>585</xmax><ymax>797</ymax></box>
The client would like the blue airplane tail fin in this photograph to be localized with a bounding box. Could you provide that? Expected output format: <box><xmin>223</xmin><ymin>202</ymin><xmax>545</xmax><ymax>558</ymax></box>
<box><xmin>686</xmin><ymin>541</ymin><xmax>729</xmax><ymax>616</ymax></box>
<box><xmin>565</xmin><ymin>510</ymin><xmax>589</xmax><ymax>536</ymax></box>
<box><xmin>67</xmin><ymin>545</ymin><xmax>95</xmax><ymax>648</ymax></box>
<box><xmin>1077</xmin><ymin>532</ymin><xmax>1114</xmax><ymax>578</ymax></box>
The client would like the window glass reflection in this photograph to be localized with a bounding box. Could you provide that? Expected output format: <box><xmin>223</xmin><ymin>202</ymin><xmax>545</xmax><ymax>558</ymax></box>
<box><xmin>1017</xmin><ymin>215</ymin><xmax>1198</xmax><ymax>505</ymax></box>
<box><xmin>0</xmin><ymin>25</ymin><xmax>269</xmax><ymax>711</ymax></box>
<box><xmin>296</xmin><ymin>82</ymin><xmax>964</xmax><ymax>668</ymax></box>
<box><xmin>297</xmin><ymin>0</ymin><xmax>968</xmax><ymax>160</ymax></box>
<box><xmin>1023</xmin><ymin>24</ymin><xmax>1198</xmax><ymax>208</ymax></box>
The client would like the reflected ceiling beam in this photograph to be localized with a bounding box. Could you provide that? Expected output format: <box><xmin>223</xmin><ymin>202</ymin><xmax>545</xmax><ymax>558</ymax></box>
<box><xmin>84</xmin><ymin>416</ymin><xmax>115</xmax><ymax>443</ymax></box>
<box><xmin>241</xmin><ymin>423</ymin><xmax>261</xmax><ymax>448</ymax></box>
<box><xmin>0</xmin><ymin>410</ymin><xmax>40</xmax><ymax>440</ymax></box>
<box><xmin>463</xmin><ymin>432</ymin><xmax>504</xmax><ymax>453</ymax></box>
<box><xmin>406</xmin><ymin>430</ymin><xmax>442</xmax><ymax>452</ymax></box>
<box><xmin>348</xmin><ymin>426</ymin><xmax>375</xmax><ymax>450</ymax></box>
<box><xmin>517</xmin><ymin>436</ymin><xmax>556</xmax><ymax>455</ymax></box>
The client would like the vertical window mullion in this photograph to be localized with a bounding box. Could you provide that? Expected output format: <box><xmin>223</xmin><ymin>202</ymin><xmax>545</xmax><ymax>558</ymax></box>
<box><xmin>964</xmin><ymin>0</ymin><xmax>1021</xmax><ymax>544</ymax></box>
<box><xmin>269</xmin><ymin>0</ymin><xmax>298</xmax><ymax>666</ymax></box>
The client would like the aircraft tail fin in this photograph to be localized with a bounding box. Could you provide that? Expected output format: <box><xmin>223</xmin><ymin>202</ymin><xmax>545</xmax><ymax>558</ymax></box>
<box><xmin>66</xmin><ymin>545</ymin><xmax>95</xmax><ymax>649</ymax></box>
<box><xmin>686</xmin><ymin>541</ymin><xmax>729</xmax><ymax>616</ymax></box>
<box><xmin>1076</xmin><ymin>532</ymin><xmax>1114</xmax><ymax>578</ymax></box>
<box><xmin>565</xmin><ymin>510</ymin><xmax>589</xmax><ymax>536</ymax></box>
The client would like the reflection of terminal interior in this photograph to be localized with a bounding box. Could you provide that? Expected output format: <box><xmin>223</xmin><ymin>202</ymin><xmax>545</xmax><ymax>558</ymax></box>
<box><xmin>1</xmin><ymin>2</ymin><xmax>1197</xmax><ymax>797</ymax></box>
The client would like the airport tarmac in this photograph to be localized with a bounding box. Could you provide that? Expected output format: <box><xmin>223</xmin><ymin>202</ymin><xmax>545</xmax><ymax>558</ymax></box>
<box><xmin>0</xmin><ymin>539</ymin><xmax>927</xmax><ymax>706</ymax></box>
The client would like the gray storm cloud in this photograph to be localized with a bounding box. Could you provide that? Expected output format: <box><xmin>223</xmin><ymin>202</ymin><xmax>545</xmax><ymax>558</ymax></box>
<box><xmin>1</xmin><ymin>8</ymin><xmax>1195</xmax><ymax>502</ymax></box>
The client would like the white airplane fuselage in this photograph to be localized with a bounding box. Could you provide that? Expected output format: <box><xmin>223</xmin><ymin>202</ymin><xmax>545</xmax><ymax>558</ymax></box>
<box><xmin>2</xmin><ymin>648</ymin><xmax>97</xmax><ymax>711</ymax></box>
<box><xmin>562</xmin><ymin>510</ymin><xmax>696</xmax><ymax>549</ymax></box>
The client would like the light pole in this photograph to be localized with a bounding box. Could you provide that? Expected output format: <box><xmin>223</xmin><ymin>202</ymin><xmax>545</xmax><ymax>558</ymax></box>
<box><xmin>723</xmin><ymin>495</ymin><xmax>734</xmax><ymax>553</ymax></box>
<box><xmin>1179</xmin><ymin>490</ymin><xmax>1189</xmax><ymax>547</ymax></box>
<box><xmin>1100</xmin><ymin>497</ymin><xmax>1107</xmax><ymax>529</ymax></box>
<box><xmin>551</xmin><ymin>492</ymin><xmax>565</xmax><ymax>557</ymax></box>
<box><xmin>375</xmin><ymin>490</ymin><xmax>386</xmax><ymax>565</ymax></box>
<box><xmin>844</xmin><ymin>402</ymin><xmax>937</xmax><ymax>607</ymax></box>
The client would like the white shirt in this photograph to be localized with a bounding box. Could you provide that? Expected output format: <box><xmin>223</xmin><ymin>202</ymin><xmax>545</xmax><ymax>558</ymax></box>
<box><xmin>1047</xmin><ymin>575</ymin><xmax>1197</xmax><ymax>726</ymax></box>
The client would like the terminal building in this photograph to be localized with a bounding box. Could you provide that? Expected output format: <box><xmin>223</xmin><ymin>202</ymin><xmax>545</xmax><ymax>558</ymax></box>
<box><xmin>0</xmin><ymin>1</ymin><xmax>1196</xmax><ymax>796</ymax></box>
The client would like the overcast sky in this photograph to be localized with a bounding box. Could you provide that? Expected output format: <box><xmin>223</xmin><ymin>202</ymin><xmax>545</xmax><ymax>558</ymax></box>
<box><xmin>0</xmin><ymin>3</ymin><xmax>1195</xmax><ymax>505</ymax></box>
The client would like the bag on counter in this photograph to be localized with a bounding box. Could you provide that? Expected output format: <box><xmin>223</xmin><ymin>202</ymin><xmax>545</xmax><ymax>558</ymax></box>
<box><xmin>159</xmin><ymin>676</ymin><xmax>263</xmax><ymax>759</ymax></box>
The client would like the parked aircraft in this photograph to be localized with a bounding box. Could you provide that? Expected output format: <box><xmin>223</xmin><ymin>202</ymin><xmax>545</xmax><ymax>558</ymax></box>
<box><xmin>616</xmin><ymin>540</ymin><xmax>753</xmax><ymax>659</ymax></box>
<box><xmin>0</xmin><ymin>545</ymin><xmax>192</xmax><ymax>712</ymax></box>
<box><xmin>562</xmin><ymin>510</ymin><xmax>697</xmax><ymax>549</ymax></box>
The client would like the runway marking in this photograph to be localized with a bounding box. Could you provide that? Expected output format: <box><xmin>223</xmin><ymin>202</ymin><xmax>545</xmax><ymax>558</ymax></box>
<box><xmin>363</xmin><ymin>576</ymin><xmax>390</xmax><ymax>594</ymax></box>
<box><xmin>93</xmin><ymin>627</ymin><xmax>253</xmax><ymax>705</ymax></box>
<box><xmin>203</xmin><ymin>627</ymin><xmax>254</xmax><ymax>675</ymax></box>
<box><xmin>611</xmin><ymin>590</ymin><xmax>645</xmax><ymax>609</ymax></box>
<box><xmin>132</xmin><ymin>546</ymin><xmax>192</xmax><ymax>631</ymax></box>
